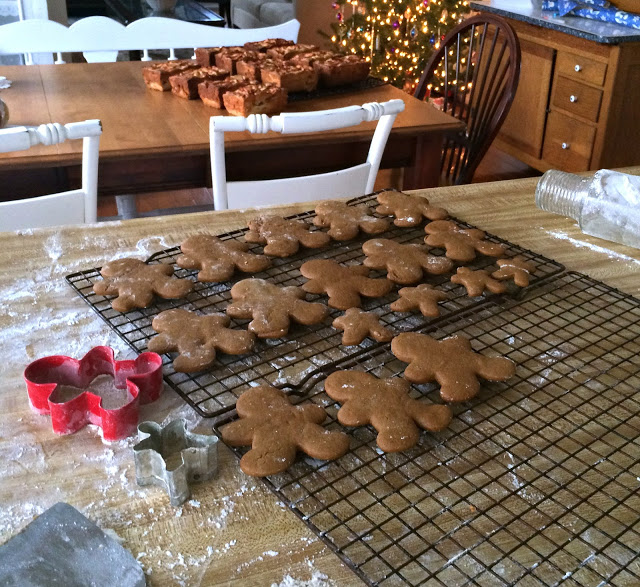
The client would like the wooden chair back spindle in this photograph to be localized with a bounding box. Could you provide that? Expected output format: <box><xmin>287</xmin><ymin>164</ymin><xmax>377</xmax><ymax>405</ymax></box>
<box><xmin>414</xmin><ymin>14</ymin><xmax>521</xmax><ymax>185</ymax></box>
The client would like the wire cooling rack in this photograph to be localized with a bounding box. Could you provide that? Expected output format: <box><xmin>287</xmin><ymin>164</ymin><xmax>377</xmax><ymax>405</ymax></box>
<box><xmin>216</xmin><ymin>271</ymin><xmax>640</xmax><ymax>586</ymax></box>
<box><xmin>67</xmin><ymin>191</ymin><xmax>640</xmax><ymax>585</ymax></box>
<box><xmin>66</xmin><ymin>190</ymin><xmax>564</xmax><ymax>418</ymax></box>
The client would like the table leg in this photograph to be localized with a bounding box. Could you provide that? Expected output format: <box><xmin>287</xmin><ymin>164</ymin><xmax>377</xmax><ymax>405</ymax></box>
<box><xmin>115</xmin><ymin>194</ymin><xmax>138</xmax><ymax>219</ymax></box>
<box><xmin>218</xmin><ymin>0</ymin><xmax>231</xmax><ymax>26</ymax></box>
<box><xmin>402</xmin><ymin>133</ymin><xmax>444</xmax><ymax>190</ymax></box>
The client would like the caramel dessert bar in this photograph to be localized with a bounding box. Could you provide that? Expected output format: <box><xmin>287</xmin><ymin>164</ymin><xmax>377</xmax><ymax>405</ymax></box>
<box><xmin>198</xmin><ymin>76</ymin><xmax>257</xmax><ymax>109</ymax></box>
<box><xmin>236</xmin><ymin>54</ymin><xmax>273</xmax><ymax>81</ymax></box>
<box><xmin>266</xmin><ymin>43</ymin><xmax>319</xmax><ymax>61</ymax></box>
<box><xmin>244</xmin><ymin>38</ymin><xmax>295</xmax><ymax>53</ymax></box>
<box><xmin>288</xmin><ymin>50</ymin><xmax>336</xmax><ymax>67</ymax></box>
<box><xmin>222</xmin><ymin>84</ymin><xmax>288</xmax><ymax>117</ymax></box>
<box><xmin>170</xmin><ymin>67</ymin><xmax>229</xmax><ymax>99</ymax></box>
<box><xmin>215</xmin><ymin>49</ymin><xmax>259</xmax><ymax>74</ymax></box>
<box><xmin>261</xmin><ymin>62</ymin><xmax>318</xmax><ymax>93</ymax></box>
<box><xmin>142</xmin><ymin>60</ymin><xmax>200</xmax><ymax>91</ymax></box>
<box><xmin>195</xmin><ymin>47</ymin><xmax>225</xmax><ymax>67</ymax></box>
<box><xmin>314</xmin><ymin>55</ymin><xmax>370</xmax><ymax>87</ymax></box>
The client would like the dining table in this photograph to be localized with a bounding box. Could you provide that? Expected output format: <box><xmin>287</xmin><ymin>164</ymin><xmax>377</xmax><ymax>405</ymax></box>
<box><xmin>0</xmin><ymin>60</ymin><xmax>463</xmax><ymax>202</ymax></box>
<box><xmin>1</xmin><ymin>172</ymin><xmax>639</xmax><ymax>586</ymax></box>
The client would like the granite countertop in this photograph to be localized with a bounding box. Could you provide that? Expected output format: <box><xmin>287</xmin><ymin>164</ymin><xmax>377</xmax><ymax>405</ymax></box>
<box><xmin>470</xmin><ymin>0</ymin><xmax>640</xmax><ymax>44</ymax></box>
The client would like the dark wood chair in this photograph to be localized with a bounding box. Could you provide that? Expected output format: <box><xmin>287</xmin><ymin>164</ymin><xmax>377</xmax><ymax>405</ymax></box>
<box><xmin>414</xmin><ymin>14</ymin><xmax>521</xmax><ymax>185</ymax></box>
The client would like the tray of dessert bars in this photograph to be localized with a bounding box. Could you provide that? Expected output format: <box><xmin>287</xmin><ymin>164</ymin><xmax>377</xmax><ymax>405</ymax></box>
<box><xmin>287</xmin><ymin>76</ymin><xmax>388</xmax><ymax>102</ymax></box>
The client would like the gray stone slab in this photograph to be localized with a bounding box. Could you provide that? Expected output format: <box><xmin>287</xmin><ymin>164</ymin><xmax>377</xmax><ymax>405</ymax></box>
<box><xmin>0</xmin><ymin>502</ymin><xmax>145</xmax><ymax>587</ymax></box>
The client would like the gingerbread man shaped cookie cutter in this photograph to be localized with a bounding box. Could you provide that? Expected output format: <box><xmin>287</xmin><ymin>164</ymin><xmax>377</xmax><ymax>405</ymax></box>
<box><xmin>24</xmin><ymin>346</ymin><xmax>163</xmax><ymax>441</ymax></box>
<box><xmin>133</xmin><ymin>419</ymin><xmax>218</xmax><ymax>506</ymax></box>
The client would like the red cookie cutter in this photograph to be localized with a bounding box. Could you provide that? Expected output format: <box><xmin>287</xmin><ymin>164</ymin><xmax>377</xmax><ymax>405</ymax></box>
<box><xmin>24</xmin><ymin>346</ymin><xmax>163</xmax><ymax>441</ymax></box>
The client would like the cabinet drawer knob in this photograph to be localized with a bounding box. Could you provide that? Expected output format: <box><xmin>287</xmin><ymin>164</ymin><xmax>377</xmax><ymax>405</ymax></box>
<box><xmin>561</xmin><ymin>142</ymin><xmax>571</xmax><ymax>150</ymax></box>
<box><xmin>574</xmin><ymin>64</ymin><xmax>582</xmax><ymax>72</ymax></box>
<box><xmin>570</xmin><ymin>95</ymin><xmax>578</xmax><ymax>103</ymax></box>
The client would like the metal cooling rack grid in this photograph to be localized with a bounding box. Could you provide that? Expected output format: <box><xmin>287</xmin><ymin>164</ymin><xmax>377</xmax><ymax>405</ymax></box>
<box><xmin>66</xmin><ymin>191</ymin><xmax>564</xmax><ymax>418</ymax></box>
<box><xmin>215</xmin><ymin>272</ymin><xmax>640</xmax><ymax>586</ymax></box>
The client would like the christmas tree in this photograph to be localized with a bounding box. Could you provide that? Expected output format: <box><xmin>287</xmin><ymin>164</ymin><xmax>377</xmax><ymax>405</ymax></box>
<box><xmin>329</xmin><ymin>0</ymin><xmax>470</xmax><ymax>91</ymax></box>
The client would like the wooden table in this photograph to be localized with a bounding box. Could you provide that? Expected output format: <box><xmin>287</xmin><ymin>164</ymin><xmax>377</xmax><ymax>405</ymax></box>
<box><xmin>1</xmin><ymin>174</ymin><xmax>639</xmax><ymax>585</ymax></box>
<box><xmin>0</xmin><ymin>61</ymin><xmax>463</xmax><ymax>201</ymax></box>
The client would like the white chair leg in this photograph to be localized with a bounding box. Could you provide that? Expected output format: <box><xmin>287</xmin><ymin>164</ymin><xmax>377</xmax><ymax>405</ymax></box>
<box><xmin>115</xmin><ymin>194</ymin><xmax>138</xmax><ymax>219</ymax></box>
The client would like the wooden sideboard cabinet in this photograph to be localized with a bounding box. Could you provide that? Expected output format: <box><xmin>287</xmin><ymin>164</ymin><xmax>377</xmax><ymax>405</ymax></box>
<box><xmin>495</xmin><ymin>18</ymin><xmax>640</xmax><ymax>172</ymax></box>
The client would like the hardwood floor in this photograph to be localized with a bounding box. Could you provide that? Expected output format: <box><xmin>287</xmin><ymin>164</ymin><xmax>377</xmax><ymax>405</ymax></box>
<box><xmin>472</xmin><ymin>146</ymin><xmax>541</xmax><ymax>184</ymax></box>
<box><xmin>97</xmin><ymin>188</ymin><xmax>213</xmax><ymax>219</ymax></box>
<box><xmin>96</xmin><ymin>146</ymin><xmax>541</xmax><ymax>218</ymax></box>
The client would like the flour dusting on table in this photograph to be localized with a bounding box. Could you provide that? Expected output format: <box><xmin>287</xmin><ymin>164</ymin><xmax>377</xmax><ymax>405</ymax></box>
<box><xmin>1</xmin><ymin>228</ymin><xmax>335</xmax><ymax>585</ymax></box>
<box><xmin>548</xmin><ymin>229</ymin><xmax>640</xmax><ymax>267</ymax></box>
<box><xmin>271</xmin><ymin>566</ymin><xmax>336</xmax><ymax>587</ymax></box>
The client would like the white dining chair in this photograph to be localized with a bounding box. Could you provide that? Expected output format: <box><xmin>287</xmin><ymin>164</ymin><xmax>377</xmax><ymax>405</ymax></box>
<box><xmin>0</xmin><ymin>16</ymin><xmax>300</xmax><ymax>64</ymax></box>
<box><xmin>0</xmin><ymin>120</ymin><xmax>102</xmax><ymax>232</ymax></box>
<box><xmin>0</xmin><ymin>16</ymin><xmax>300</xmax><ymax>219</ymax></box>
<box><xmin>209</xmin><ymin>99</ymin><xmax>405</xmax><ymax>210</ymax></box>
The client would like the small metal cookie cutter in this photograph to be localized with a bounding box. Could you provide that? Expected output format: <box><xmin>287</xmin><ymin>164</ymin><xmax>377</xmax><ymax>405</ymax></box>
<box><xmin>133</xmin><ymin>419</ymin><xmax>218</xmax><ymax>506</ymax></box>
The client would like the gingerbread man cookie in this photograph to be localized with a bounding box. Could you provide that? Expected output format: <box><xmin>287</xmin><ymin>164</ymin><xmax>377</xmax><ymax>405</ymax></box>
<box><xmin>391</xmin><ymin>332</ymin><xmax>516</xmax><ymax>402</ymax></box>
<box><xmin>148</xmin><ymin>309</ymin><xmax>255</xmax><ymax>372</ymax></box>
<box><xmin>300</xmin><ymin>259</ymin><xmax>393</xmax><ymax>310</ymax></box>
<box><xmin>376</xmin><ymin>190</ymin><xmax>449</xmax><ymax>227</ymax></box>
<box><xmin>219</xmin><ymin>385</ymin><xmax>350</xmax><ymax>476</ymax></box>
<box><xmin>362</xmin><ymin>238</ymin><xmax>453</xmax><ymax>284</ymax></box>
<box><xmin>324</xmin><ymin>371</ymin><xmax>452</xmax><ymax>452</ymax></box>
<box><xmin>313</xmin><ymin>200</ymin><xmax>390</xmax><ymax>240</ymax></box>
<box><xmin>176</xmin><ymin>234</ymin><xmax>271</xmax><ymax>283</ymax></box>
<box><xmin>245</xmin><ymin>215</ymin><xmax>330</xmax><ymax>257</ymax></box>
<box><xmin>226</xmin><ymin>278</ymin><xmax>328</xmax><ymax>338</ymax></box>
<box><xmin>332</xmin><ymin>308</ymin><xmax>394</xmax><ymax>345</ymax></box>
<box><xmin>424</xmin><ymin>220</ymin><xmax>506</xmax><ymax>262</ymax></box>
<box><xmin>450</xmin><ymin>267</ymin><xmax>507</xmax><ymax>297</ymax></box>
<box><xmin>93</xmin><ymin>258</ymin><xmax>193</xmax><ymax>313</ymax></box>
<box><xmin>390</xmin><ymin>284</ymin><xmax>448</xmax><ymax>317</ymax></box>
<box><xmin>492</xmin><ymin>256</ymin><xmax>535</xmax><ymax>287</ymax></box>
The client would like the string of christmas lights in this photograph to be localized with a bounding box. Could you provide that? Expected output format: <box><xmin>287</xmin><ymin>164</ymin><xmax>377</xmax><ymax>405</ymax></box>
<box><xmin>329</xmin><ymin>0</ymin><xmax>470</xmax><ymax>91</ymax></box>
